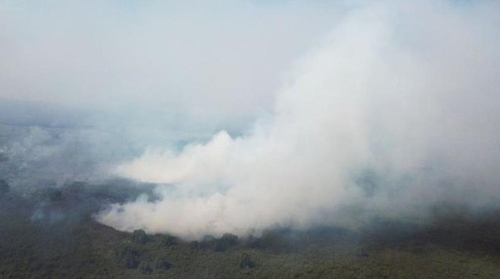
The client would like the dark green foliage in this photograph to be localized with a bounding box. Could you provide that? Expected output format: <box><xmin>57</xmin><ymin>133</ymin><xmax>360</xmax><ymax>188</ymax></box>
<box><xmin>115</xmin><ymin>245</ymin><xmax>141</xmax><ymax>269</ymax></box>
<box><xmin>247</xmin><ymin>230</ymin><xmax>290</xmax><ymax>252</ymax></box>
<box><xmin>1</xmin><ymin>184</ymin><xmax>500</xmax><ymax>278</ymax></box>
<box><xmin>190</xmin><ymin>240</ymin><xmax>200</xmax><ymax>250</ymax></box>
<box><xmin>214</xmin><ymin>233</ymin><xmax>239</xmax><ymax>252</ymax></box>
<box><xmin>357</xmin><ymin>248</ymin><xmax>370</xmax><ymax>258</ymax></box>
<box><xmin>158</xmin><ymin>234</ymin><xmax>177</xmax><ymax>246</ymax></box>
<box><xmin>0</xmin><ymin>179</ymin><xmax>9</xmax><ymax>195</ymax></box>
<box><xmin>132</xmin><ymin>229</ymin><xmax>150</xmax><ymax>244</ymax></box>
<box><xmin>240</xmin><ymin>254</ymin><xmax>256</xmax><ymax>269</ymax></box>
<box><xmin>138</xmin><ymin>262</ymin><xmax>152</xmax><ymax>274</ymax></box>
<box><xmin>124</xmin><ymin>256</ymin><xmax>140</xmax><ymax>269</ymax></box>
<box><xmin>154</xmin><ymin>256</ymin><xmax>172</xmax><ymax>270</ymax></box>
<box><xmin>62</xmin><ymin>180</ymin><xmax>158</xmax><ymax>205</ymax></box>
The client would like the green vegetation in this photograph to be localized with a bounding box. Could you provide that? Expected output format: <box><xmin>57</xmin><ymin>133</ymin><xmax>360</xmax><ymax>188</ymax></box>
<box><xmin>214</xmin><ymin>233</ymin><xmax>239</xmax><ymax>252</ymax></box>
<box><xmin>0</xmin><ymin>183</ymin><xmax>500</xmax><ymax>278</ymax></box>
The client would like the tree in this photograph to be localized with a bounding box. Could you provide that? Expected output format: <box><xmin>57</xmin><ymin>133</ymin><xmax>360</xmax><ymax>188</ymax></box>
<box><xmin>214</xmin><ymin>233</ymin><xmax>239</xmax><ymax>252</ymax></box>
<box><xmin>115</xmin><ymin>245</ymin><xmax>140</xmax><ymax>269</ymax></box>
<box><xmin>154</xmin><ymin>256</ymin><xmax>173</xmax><ymax>270</ymax></box>
<box><xmin>131</xmin><ymin>229</ymin><xmax>150</xmax><ymax>244</ymax></box>
<box><xmin>240</xmin><ymin>254</ymin><xmax>256</xmax><ymax>269</ymax></box>
<box><xmin>159</xmin><ymin>234</ymin><xmax>177</xmax><ymax>247</ymax></box>
<box><xmin>138</xmin><ymin>262</ymin><xmax>153</xmax><ymax>274</ymax></box>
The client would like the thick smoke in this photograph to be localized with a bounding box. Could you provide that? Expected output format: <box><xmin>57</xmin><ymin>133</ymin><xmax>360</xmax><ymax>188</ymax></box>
<box><xmin>97</xmin><ymin>1</ymin><xmax>500</xmax><ymax>240</ymax></box>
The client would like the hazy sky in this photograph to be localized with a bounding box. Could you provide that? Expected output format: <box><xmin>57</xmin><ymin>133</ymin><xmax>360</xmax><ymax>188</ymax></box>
<box><xmin>0</xmin><ymin>0</ymin><xmax>354</xmax><ymax>130</ymax></box>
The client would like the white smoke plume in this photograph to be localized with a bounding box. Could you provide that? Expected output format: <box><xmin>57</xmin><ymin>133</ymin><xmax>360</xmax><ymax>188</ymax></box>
<box><xmin>95</xmin><ymin>1</ymin><xmax>500</xmax><ymax>240</ymax></box>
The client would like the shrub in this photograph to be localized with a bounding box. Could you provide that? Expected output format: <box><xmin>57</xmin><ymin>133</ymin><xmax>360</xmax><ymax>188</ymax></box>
<box><xmin>115</xmin><ymin>245</ymin><xmax>141</xmax><ymax>269</ymax></box>
<box><xmin>124</xmin><ymin>256</ymin><xmax>140</xmax><ymax>269</ymax></box>
<box><xmin>247</xmin><ymin>231</ymin><xmax>290</xmax><ymax>252</ymax></box>
<box><xmin>154</xmin><ymin>256</ymin><xmax>173</xmax><ymax>270</ymax></box>
<box><xmin>131</xmin><ymin>229</ymin><xmax>150</xmax><ymax>244</ymax></box>
<box><xmin>240</xmin><ymin>254</ymin><xmax>256</xmax><ymax>269</ymax></box>
<box><xmin>190</xmin><ymin>241</ymin><xmax>201</xmax><ymax>251</ymax></box>
<box><xmin>138</xmin><ymin>262</ymin><xmax>153</xmax><ymax>274</ymax></box>
<box><xmin>159</xmin><ymin>234</ymin><xmax>177</xmax><ymax>246</ymax></box>
<box><xmin>214</xmin><ymin>233</ymin><xmax>239</xmax><ymax>252</ymax></box>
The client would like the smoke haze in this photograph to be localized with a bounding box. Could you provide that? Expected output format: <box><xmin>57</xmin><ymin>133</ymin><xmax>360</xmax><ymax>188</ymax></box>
<box><xmin>97</xmin><ymin>1</ymin><xmax>500</xmax><ymax>240</ymax></box>
<box><xmin>2</xmin><ymin>1</ymin><xmax>500</xmax><ymax>240</ymax></box>
<box><xmin>0</xmin><ymin>0</ymin><xmax>346</xmax><ymax>132</ymax></box>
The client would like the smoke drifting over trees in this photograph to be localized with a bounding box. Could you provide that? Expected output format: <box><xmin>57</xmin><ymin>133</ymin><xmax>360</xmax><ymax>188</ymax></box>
<box><xmin>97</xmin><ymin>1</ymin><xmax>500</xmax><ymax>239</ymax></box>
<box><xmin>1</xmin><ymin>0</ymin><xmax>500</xmax><ymax>241</ymax></box>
